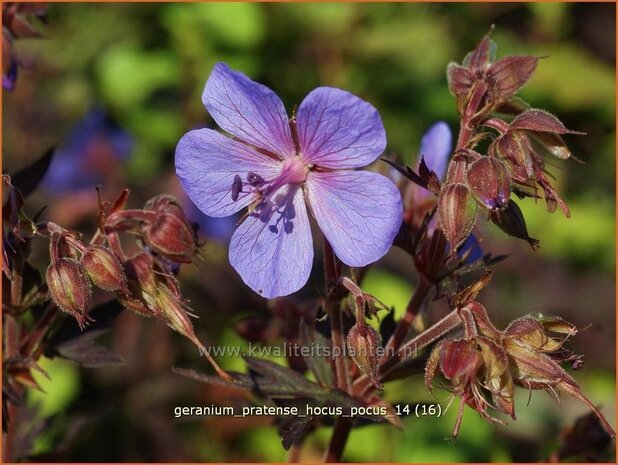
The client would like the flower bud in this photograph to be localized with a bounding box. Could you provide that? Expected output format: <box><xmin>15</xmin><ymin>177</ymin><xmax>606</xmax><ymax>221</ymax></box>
<box><xmin>46</xmin><ymin>258</ymin><xmax>91</xmax><ymax>328</ymax></box>
<box><xmin>125</xmin><ymin>252</ymin><xmax>158</xmax><ymax>298</ymax></box>
<box><xmin>509</xmin><ymin>109</ymin><xmax>584</xmax><ymax>135</ymax></box>
<box><xmin>436</xmin><ymin>339</ymin><xmax>481</xmax><ymax>384</ymax></box>
<box><xmin>446</xmin><ymin>150</ymin><xmax>480</xmax><ymax>184</ymax></box>
<box><xmin>81</xmin><ymin>245</ymin><xmax>128</xmax><ymax>293</ymax></box>
<box><xmin>462</xmin><ymin>32</ymin><xmax>496</xmax><ymax>71</ymax></box>
<box><xmin>447</xmin><ymin>63</ymin><xmax>474</xmax><ymax>98</ymax></box>
<box><xmin>466</xmin><ymin>157</ymin><xmax>511</xmax><ymax>210</ymax></box>
<box><xmin>490</xmin><ymin>199</ymin><xmax>539</xmax><ymax>249</ymax></box>
<box><xmin>493</xmin><ymin>132</ymin><xmax>534</xmax><ymax>180</ymax></box>
<box><xmin>486</xmin><ymin>55</ymin><xmax>538</xmax><ymax>99</ymax></box>
<box><xmin>438</xmin><ymin>183</ymin><xmax>478</xmax><ymax>248</ymax></box>
<box><xmin>347</xmin><ymin>323</ymin><xmax>382</xmax><ymax>390</ymax></box>
<box><xmin>145</xmin><ymin>212</ymin><xmax>196</xmax><ymax>261</ymax></box>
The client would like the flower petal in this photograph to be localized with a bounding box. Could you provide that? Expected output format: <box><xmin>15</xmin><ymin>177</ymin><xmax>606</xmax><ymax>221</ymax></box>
<box><xmin>175</xmin><ymin>128</ymin><xmax>282</xmax><ymax>217</ymax></box>
<box><xmin>305</xmin><ymin>170</ymin><xmax>402</xmax><ymax>267</ymax></box>
<box><xmin>229</xmin><ymin>185</ymin><xmax>313</xmax><ymax>298</ymax></box>
<box><xmin>202</xmin><ymin>62</ymin><xmax>295</xmax><ymax>158</ymax></box>
<box><xmin>296</xmin><ymin>87</ymin><xmax>386</xmax><ymax>169</ymax></box>
<box><xmin>420</xmin><ymin>121</ymin><xmax>452</xmax><ymax>180</ymax></box>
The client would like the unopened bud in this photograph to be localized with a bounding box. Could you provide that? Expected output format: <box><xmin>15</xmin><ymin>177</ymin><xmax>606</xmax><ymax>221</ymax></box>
<box><xmin>446</xmin><ymin>150</ymin><xmax>480</xmax><ymax>184</ymax></box>
<box><xmin>509</xmin><ymin>109</ymin><xmax>584</xmax><ymax>135</ymax></box>
<box><xmin>466</xmin><ymin>157</ymin><xmax>511</xmax><ymax>210</ymax></box>
<box><xmin>486</xmin><ymin>55</ymin><xmax>538</xmax><ymax>99</ymax></box>
<box><xmin>145</xmin><ymin>212</ymin><xmax>196</xmax><ymax>262</ymax></box>
<box><xmin>462</xmin><ymin>32</ymin><xmax>496</xmax><ymax>71</ymax></box>
<box><xmin>123</xmin><ymin>252</ymin><xmax>157</xmax><ymax>297</ymax></box>
<box><xmin>81</xmin><ymin>245</ymin><xmax>127</xmax><ymax>293</ymax></box>
<box><xmin>46</xmin><ymin>258</ymin><xmax>91</xmax><ymax>328</ymax></box>
<box><xmin>438</xmin><ymin>183</ymin><xmax>478</xmax><ymax>248</ymax></box>
<box><xmin>446</xmin><ymin>63</ymin><xmax>474</xmax><ymax>98</ymax></box>
<box><xmin>493</xmin><ymin>132</ymin><xmax>534</xmax><ymax>180</ymax></box>
<box><xmin>347</xmin><ymin>324</ymin><xmax>382</xmax><ymax>390</ymax></box>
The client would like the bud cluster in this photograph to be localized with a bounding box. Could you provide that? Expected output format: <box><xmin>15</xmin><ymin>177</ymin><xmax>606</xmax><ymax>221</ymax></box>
<box><xmin>436</xmin><ymin>30</ymin><xmax>584</xmax><ymax>251</ymax></box>
<box><xmin>43</xmin><ymin>191</ymin><xmax>203</xmax><ymax>347</ymax></box>
<box><xmin>425</xmin><ymin>301</ymin><xmax>615</xmax><ymax>439</ymax></box>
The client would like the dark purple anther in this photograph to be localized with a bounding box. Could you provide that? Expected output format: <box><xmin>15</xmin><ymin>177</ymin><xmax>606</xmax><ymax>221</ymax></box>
<box><xmin>247</xmin><ymin>172</ymin><xmax>265</xmax><ymax>187</ymax></box>
<box><xmin>231</xmin><ymin>174</ymin><xmax>242</xmax><ymax>201</ymax></box>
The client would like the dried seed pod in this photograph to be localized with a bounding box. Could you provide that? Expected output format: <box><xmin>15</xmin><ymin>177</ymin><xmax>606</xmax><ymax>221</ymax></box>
<box><xmin>466</xmin><ymin>157</ymin><xmax>511</xmax><ymax>210</ymax></box>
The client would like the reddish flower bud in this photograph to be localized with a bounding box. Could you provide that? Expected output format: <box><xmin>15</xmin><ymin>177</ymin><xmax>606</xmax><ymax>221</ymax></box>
<box><xmin>486</xmin><ymin>55</ymin><xmax>538</xmax><ymax>99</ymax></box>
<box><xmin>502</xmin><ymin>337</ymin><xmax>615</xmax><ymax>437</ymax></box>
<box><xmin>493</xmin><ymin>131</ymin><xmax>534</xmax><ymax>180</ymax></box>
<box><xmin>490</xmin><ymin>199</ymin><xmax>539</xmax><ymax>249</ymax></box>
<box><xmin>510</xmin><ymin>109</ymin><xmax>585</xmax><ymax>135</ymax></box>
<box><xmin>447</xmin><ymin>63</ymin><xmax>475</xmax><ymax>98</ymax></box>
<box><xmin>143</xmin><ymin>195</ymin><xmax>197</xmax><ymax>262</ymax></box>
<box><xmin>466</xmin><ymin>157</ymin><xmax>511</xmax><ymax>210</ymax></box>
<box><xmin>81</xmin><ymin>245</ymin><xmax>128</xmax><ymax>293</ymax></box>
<box><xmin>347</xmin><ymin>323</ymin><xmax>382</xmax><ymax>390</ymax></box>
<box><xmin>46</xmin><ymin>258</ymin><xmax>91</xmax><ymax>328</ymax></box>
<box><xmin>438</xmin><ymin>183</ymin><xmax>478</xmax><ymax>248</ymax></box>
<box><xmin>446</xmin><ymin>150</ymin><xmax>481</xmax><ymax>184</ymax></box>
<box><xmin>530</xmin><ymin>131</ymin><xmax>577</xmax><ymax>161</ymax></box>
<box><xmin>145</xmin><ymin>212</ymin><xmax>196</xmax><ymax>261</ymax></box>
<box><xmin>436</xmin><ymin>339</ymin><xmax>481</xmax><ymax>384</ymax></box>
<box><xmin>462</xmin><ymin>32</ymin><xmax>496</xmax><ymax>71</ymax></box>
<box><xmin>123</xmin><ymin>252</ymin><xmax>157</xmax><ymax>297</ymax></box>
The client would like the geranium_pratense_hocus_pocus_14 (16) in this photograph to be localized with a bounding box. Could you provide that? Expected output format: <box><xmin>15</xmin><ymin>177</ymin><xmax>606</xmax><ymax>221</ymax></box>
<box><xmin>175</xmin><ymin>63</ymin><xmax>402</xmax><ymax>298</ymax></box>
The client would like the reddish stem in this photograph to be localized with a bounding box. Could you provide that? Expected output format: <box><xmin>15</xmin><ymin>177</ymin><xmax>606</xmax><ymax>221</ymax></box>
<box><xmin>323</xmin><ymin>240</ymin><xmax>351</xmax><ymax>394</ymax></box>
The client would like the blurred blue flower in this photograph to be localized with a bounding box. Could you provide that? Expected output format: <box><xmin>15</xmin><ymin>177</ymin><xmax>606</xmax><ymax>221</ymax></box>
<box><xmin>459</xmin><ymin>233</ymin><xmax>484</xmax><ymax>263</ymax></box>
<box><xmin>419</xmin><ymin>121</ymin><xmax>452</xmax><ymax>180</ymax></box>
<box><xmin>417</xmin><ymin>122</ymin><xmax>483</xmax><ymax>264</ymax></box>
<box><xmin>42</xmin><ymin>108</ymin><xmax>133</xmax><ymax>193</ymax></box>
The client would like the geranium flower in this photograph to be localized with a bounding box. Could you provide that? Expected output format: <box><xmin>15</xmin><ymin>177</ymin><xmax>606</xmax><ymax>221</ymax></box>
<box><xmin>175</xmin><ymin>63</ymin><xmax>402</xmax><ymax>298</ymax></box>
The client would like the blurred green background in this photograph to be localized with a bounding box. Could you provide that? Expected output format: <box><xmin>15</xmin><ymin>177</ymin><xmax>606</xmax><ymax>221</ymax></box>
<box><xmin>3</xmin><ymin>2</ymin><xmax>616</xmax><ymax>462</ymax></box>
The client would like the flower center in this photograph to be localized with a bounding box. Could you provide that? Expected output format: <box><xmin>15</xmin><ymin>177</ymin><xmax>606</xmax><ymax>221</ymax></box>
<box><xmin>280</xmin><ymin>156</ymin><xmax>308</xmax><ymax>185</ymax></box>
<box><xmin>230</xmin><ymin>156</ymin><xmax>308</xmax><ymax>207</ymax></box>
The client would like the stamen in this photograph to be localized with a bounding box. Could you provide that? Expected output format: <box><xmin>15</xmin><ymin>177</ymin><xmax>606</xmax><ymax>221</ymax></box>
<box><xmin>231</xmin><ymin>175</ymin><xmax>242</xmax><ymax>201</ymax></box>
<box><xmin>247</xmin><ymin>172</ymin><xmax>265</xmax><ymax>187</ymax></box>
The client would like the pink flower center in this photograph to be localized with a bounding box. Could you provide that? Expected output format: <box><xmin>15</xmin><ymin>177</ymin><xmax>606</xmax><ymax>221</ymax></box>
<box><xmin>279</xmin><ymin>156</ymin><xmax>308</xmax><ymax>185</ymax></box>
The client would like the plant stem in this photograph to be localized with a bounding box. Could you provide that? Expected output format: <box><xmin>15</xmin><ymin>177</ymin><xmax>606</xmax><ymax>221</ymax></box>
<box><xmin>4</xmin><ymin>253</ymin><xmax>25</xmax><ymax>462</ymax></box>
<box><xmin>323</xmin><ymin>240</ymin><xmax>351</xmax><ymax>394</ymax></box>
<box><xmin>21</xmin><ymin>304</ymin><xmax>59</xmax><ymax>357</ymax></box>
<box><xmin>382</xmin><ymin>276</ymin><xmax>432</xmax><ymax>359</ymax></box>
<box><xmin>322</xmin><ymin>418</ymin><xmax>352</xmax><ymax>463</ymax></box>
<box><xmin>287</xmin><ymin>444</ymin><xmax>301</xmax><ymax>463</ymax></box>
